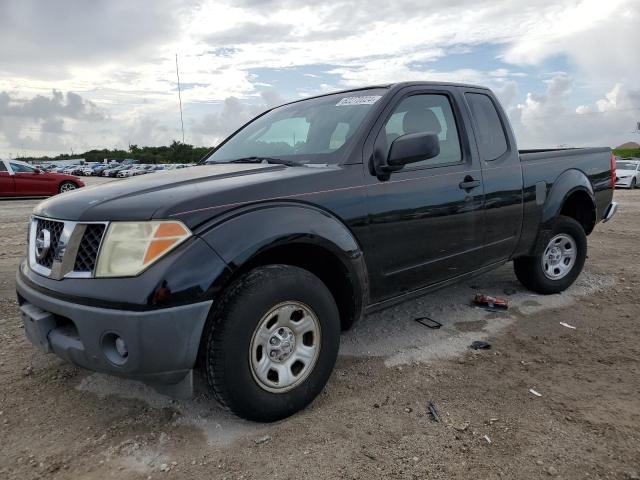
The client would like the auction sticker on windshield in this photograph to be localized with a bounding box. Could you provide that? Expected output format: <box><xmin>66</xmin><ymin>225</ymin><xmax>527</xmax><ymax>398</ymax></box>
<box><xmin>336</xmin><ymin>95</ymin><xmax>382</xmax><ymax>106</ymax></box>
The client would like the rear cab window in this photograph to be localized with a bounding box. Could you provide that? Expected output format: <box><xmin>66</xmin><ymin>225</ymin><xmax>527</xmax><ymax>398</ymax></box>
<box><xmin>465</xmin><ymin>93</ymin><xmax>508</xmax><ymax>161</ymax></box>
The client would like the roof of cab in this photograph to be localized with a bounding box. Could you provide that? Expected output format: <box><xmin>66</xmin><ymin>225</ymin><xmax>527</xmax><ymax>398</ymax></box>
<box><xmin>276</xmin><ymin>81</ymin><xmax>491</xmax><ymax>108</ymax></box>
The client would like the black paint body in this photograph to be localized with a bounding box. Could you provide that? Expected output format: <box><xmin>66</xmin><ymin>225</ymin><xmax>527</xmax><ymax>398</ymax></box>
<box><xmin>21</xmin><ymin>82</ymin><xmax>614</xmax><ymax>324</ymax></box>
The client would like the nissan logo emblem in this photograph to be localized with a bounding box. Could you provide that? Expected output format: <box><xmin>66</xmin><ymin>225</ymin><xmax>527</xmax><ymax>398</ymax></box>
<box><xmin>35</xmin><ymin>229</ymin><xmax>51</xmax><ymax>260</ymax></box>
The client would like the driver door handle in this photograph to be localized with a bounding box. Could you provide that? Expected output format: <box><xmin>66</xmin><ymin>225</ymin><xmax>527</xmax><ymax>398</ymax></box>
<box><xmin>459</xmin><ymin>176</ymin><xmax>480</xmax><ymax>190</ymax></box>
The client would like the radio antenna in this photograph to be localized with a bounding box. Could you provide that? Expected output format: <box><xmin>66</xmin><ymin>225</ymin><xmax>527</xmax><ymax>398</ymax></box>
<box><xmin>175</xmin><ymin>53</ymin><xmax>185</xmax><ymax>143</ymax></box>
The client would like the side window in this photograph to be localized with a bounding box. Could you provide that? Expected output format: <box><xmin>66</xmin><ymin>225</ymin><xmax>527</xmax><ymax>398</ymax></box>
<box><xmin>380</xmin><ymin>94</ymin><xmax>462</xmax><ymax>167</ymax></box>
<box><xmin>465</xmin><ymin>93</ymin><xmax>508</xmax><ymax>161</ymax></box>
<box><xmin>10</xmin><ymin>162</ymin><xmax>36</xmax><ymax>173</ymax></box>
<box><xmin>0</xmin><ymin>162</ymin><xmax>7</xmax><ymax>172</ymax></box>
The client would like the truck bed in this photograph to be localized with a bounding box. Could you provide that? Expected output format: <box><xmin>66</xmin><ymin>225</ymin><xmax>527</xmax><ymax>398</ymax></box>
<box><xmin>515</xmin><ymin>147</ymin><xmax>613</xmax><ymax>258</ymax></box>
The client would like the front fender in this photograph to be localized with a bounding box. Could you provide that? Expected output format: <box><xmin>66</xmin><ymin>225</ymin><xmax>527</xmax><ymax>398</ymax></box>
<box><xmin>198</xmin><ymin>202</ymin><xmax>368</xmax><ymax>307</ymax></box>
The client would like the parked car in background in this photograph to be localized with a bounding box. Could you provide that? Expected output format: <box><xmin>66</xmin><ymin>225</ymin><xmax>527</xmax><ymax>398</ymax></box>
<box><xmin>88</xmin><ymin>164</ymin><xmax>109</xmax><ymax>176</ymax></box>
<box><xmin>615</xmin><ymin>159</ymin><xmax>640</xmax><ymax>188</ymax></box>
<box><xmin>0</xmin><ymin>159</ymin><xmax>84</xmax><ymax>196</ymax></box>
<box><xmin>63</xmin><ymin>165</ymin><xmax>84</xmax><ymax>176</ymax></box>
<box><xmin>117</xmin><ymin>165</ymin><xmax>142</xmax><ymax>177</ymax></box>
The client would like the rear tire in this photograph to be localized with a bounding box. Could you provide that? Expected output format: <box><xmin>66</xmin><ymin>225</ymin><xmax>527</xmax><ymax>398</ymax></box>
<box><xmin>204</xmin><ymin>265</ymin><xmax>340</xmax><ymax>422</ymax></box>
<box><xmin>514</xmin><ymin>215</ymin><xmax>587</xmax><ymax>294</ymax></box>
<box><xmin>58</xmin><ymin>181</ymin><xmax>77</xmax><ymax>193</ymax></box>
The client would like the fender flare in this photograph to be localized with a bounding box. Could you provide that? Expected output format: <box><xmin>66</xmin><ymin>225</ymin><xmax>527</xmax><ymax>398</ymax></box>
<box><xmin>533</xmin><ymin>169</ymin><xmax>596</xmax><ymax>254</ymax></box>
<box><xmin>198</xmin><ymin>202</ymin><xmax>368</xmax><ymax>326</ymax></box>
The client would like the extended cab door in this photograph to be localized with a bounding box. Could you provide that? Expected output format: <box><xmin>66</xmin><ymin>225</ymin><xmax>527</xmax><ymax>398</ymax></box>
<box><xmin>462</xmin><ymin>88</ymin><xmax>523</xmax><ymax>265</ymax></box>
<box><xmin>0</xmin><ymin>160</ymin><xmax>16</xmax><ymax>196</ymax></box>
<box><xmin>364</xmin><ymin>87</ymin><xmax>486</xmax><ymax>302</ymax></box>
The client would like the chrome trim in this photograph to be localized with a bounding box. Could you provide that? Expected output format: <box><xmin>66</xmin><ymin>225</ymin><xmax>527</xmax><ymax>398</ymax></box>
<box><xmin>28</xmin><ymin>216</ymin><xmax>109</xmax><ymax>280</ymax></box>
<box><xmin>603</xmin><ymin>202</ymin><xmax>618</xmax><ymax>223</ymax></box>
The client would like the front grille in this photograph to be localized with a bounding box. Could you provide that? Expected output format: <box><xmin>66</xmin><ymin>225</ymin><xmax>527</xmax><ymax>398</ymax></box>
<box><xmin>73</xmin><ymin>224</ymin><xmax>105</xmax><ymax>273</ymax></box>
<box><xmin>35</xmin><ymin>219</ymin><xmax>64</xmax><ymax>268</ymax></box>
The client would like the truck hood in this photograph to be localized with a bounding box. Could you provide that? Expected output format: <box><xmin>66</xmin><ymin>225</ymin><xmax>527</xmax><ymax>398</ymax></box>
<box><xmin>34</xmin><ymin>163</ymin><xmax>335</xmax><ymax>228</ymax></box>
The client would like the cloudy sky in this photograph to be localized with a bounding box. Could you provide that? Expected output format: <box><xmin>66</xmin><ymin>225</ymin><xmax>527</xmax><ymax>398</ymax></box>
<box><xmin>0</xmin><ymin>0</ymin><xmax>638</xmax><ymax>158</ymax></box>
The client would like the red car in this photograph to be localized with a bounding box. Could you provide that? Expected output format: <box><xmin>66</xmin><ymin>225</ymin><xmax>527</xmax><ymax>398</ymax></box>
<box><xmin>0</xmin><ymin>160</ymin><xmax>84</xmax><ymax>197</ymax></box>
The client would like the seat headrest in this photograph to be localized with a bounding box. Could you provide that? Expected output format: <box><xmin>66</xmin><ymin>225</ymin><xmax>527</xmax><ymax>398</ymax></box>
<box><xmin>402</xmin><ymin>108</ymin><xmax>442</xmax><ymax>136</ymax></box>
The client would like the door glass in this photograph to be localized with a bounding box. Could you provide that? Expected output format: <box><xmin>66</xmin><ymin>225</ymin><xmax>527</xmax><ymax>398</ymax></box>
<box><xmin>0</xmin><ymin>162</ymin><xmax>7</xmax><ymax>172</ymax></box>
<box><xmin>465</xmin><ymin>93</ymin><xmax>508</xmax><ymax>161</ymax></box>
<box><xmin>10</xmin><ymin>162</ymin><xmax>36</xmax><ymax>173</ymax></box>
<box><xmin>381</xmin><ymin>94</ymin><xmax>462</xmax><ymax>167</ymax></box>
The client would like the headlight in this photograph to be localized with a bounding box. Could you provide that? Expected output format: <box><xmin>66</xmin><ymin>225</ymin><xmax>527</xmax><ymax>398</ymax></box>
<box><xmin>95</xmin><ymin>220</ymin><xmax>191</xmax><ymax>277</ymax></box>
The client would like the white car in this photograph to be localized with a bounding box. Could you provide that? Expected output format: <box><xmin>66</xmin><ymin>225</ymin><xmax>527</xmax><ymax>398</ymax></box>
<box><xmin>615</xmin><ymin>159</ymin><xmax>640</xmax><ymax>189</ymax></box>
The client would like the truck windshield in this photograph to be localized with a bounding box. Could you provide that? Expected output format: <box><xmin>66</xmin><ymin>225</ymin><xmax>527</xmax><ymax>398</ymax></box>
<box><xmin>205</xmin><ymin>88</ymin><xmax>388</xmax><ymax>165</ymax></box>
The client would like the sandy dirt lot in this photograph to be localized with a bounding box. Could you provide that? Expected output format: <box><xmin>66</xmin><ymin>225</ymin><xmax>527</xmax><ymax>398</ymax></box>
<box><xmin>1</xmin><ymin>179</ymin><xmax>639</xmax><ymax>479</ymax></box>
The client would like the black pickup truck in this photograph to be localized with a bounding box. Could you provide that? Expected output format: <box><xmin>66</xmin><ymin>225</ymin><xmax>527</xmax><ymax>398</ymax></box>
<box><xmin>17</xmin><ymin>82</ymin><xmax>617</xmax><ymax>421</ymax></box>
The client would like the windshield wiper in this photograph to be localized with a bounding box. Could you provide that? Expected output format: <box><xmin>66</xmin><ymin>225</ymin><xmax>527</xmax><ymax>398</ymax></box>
<box><xmin>226</xmin><ymin>156</ymin><xmax>303</xmax><ymax>167</ymax></box>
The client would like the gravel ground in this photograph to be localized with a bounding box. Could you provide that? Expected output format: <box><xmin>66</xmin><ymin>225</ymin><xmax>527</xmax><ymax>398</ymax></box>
<box><xmin>0</xmin><ymin>180</ymin><xmax>639</xmax><ymax>479</ymax></box>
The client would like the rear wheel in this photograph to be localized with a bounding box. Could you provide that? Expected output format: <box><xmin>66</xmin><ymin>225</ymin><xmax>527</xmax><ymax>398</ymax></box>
<box><xmin>514</xmin><ymin>215</ymin><xmax>587</xmax><ymax>294</ymax></box>
<box><xmin>58</xmin><ymin>181</ymin><xmax>77</xmax><ymax>193</ymax></box>
<box><xmin>204</xmin><ymin>265</ymin><xmax>340</xmax><ymax>422</ymax></box>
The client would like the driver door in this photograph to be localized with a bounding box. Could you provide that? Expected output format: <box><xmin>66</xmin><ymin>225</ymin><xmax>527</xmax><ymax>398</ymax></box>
<box><xmin>10</xmin><ymin>162</ymin><xmax>50</xmax><ymax>195</ymax></box>
<box><xmin>364</xmin><ymin>88</ymin><xmax>486</xmax><ymax>302</ymax></box>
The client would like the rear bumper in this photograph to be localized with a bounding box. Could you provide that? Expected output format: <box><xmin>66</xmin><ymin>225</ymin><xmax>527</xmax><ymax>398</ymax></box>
<box><xmin>16</xmin><ymin>271</ymin><xmax>212</xmax><ymax>397</ymax></box>
<box><xmin>603</xmin><ymin>201</ymin><xmax>618</xmax><ymax>223</ymax></box>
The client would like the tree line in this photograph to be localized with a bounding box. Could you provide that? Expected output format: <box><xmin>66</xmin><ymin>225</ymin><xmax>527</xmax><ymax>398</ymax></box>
<box><xmin>20</xmin><ymin>141</ymin><xmax>214</xmax><ymax>165</ymax></box>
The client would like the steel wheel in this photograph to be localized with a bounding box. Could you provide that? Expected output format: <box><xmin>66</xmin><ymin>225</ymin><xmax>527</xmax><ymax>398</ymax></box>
<box><xmin>249</xmin><ymin>301</ymin><xmax>321</xmax><ymax>393</ymax></box>
<box><xmin>541</xmin><ymin>233</ymin><xmax>577</xmax><ymax>280</ymax></box>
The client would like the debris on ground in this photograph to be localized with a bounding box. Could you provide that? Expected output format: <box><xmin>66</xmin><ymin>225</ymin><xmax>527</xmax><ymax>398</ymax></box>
<box><xmin>254</xmin><ymin>435</ymin><xmax>272</xmax><ymax>445</ymax></box>
<box><xmin>414</xmin><ymin>316</ymin><xmax>442</xmax><ymax>329</ymax></box>
<box><xmin>473</xmin><ymin>294</ymin><xmax>509</xmax><ymax>311</ymax></box>
<box><xmin>529</xmin><ymin>388</ymin><xmax>543</xmax><ymax>397</ymax></box>
<box><xmin>484</xmin><ymin>434</ymin><xmax>492</xmax><ymax>444</ymax></box>
<box><xmin>470</xmin><ymin>340</ymin><xmax>492</xmax><ymax>350</ymax></box>
<box><xmin>559</xmin><ymin>322</ymin><xmax>576</xmax><ymax>329</ymax></box>
<box><xmin>427</xmin><ymin>401</ymin><xmax>441</xmax><ymax>423</ymax></box>
<box><xmin>453</xmin><ymin>422</ymin><xmax>469</xmax><ymax>432</ymax></box>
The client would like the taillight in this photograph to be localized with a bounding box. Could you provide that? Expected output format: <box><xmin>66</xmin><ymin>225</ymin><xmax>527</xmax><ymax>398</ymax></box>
<box><xmin>610</xmin><ymin>153</ymin><xmax>616</xmax><ymax>188</ymax></box>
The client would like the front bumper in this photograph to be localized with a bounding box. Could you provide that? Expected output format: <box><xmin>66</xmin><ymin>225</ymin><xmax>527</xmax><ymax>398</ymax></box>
<box><xmin>16</xmin><ymin>271</ymin><xmax>212</xmax><ymax>397</ymax></box>
<box><xmin>615</xmin><ymin>178</ymin><xmax>633</xmax><ymax>188</ymax></box>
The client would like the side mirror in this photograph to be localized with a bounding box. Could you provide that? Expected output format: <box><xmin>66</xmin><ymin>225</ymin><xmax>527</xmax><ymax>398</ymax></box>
<box><xmin>388</xmin><ymin>132</ymin><xmax>440</xmax><ymax>167</ymax></box>
<box><xmin>33</xmin><ymin>168</ymin><xmax>41</xmax><ymax>174</ymax></box>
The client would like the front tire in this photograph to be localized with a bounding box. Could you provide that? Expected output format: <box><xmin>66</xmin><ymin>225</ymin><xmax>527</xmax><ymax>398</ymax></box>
<box><xmin>514</xmin><ymin>215</ymin><xmax>587</xmax><ymax>294</ymax></box>
<box><xmin>58</xmin><ymin>181</ymin><xmax>77</xmax><ymax>193</ymax></box>
<box><xmin>631</xmin><ymin>178</ymin><xmax>637</xmax><ymax>189</ymax></box>
<box><xmin>205</xmin><ymin>265</ymin><xmax>340</xmax><ymax>422</ymax></box>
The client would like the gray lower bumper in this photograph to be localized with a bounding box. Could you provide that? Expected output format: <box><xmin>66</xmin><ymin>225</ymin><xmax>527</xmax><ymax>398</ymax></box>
<box><xmin>16</xmin><ymin>273</ymin><xmax>212</xmax><ymax>397</ymax></box>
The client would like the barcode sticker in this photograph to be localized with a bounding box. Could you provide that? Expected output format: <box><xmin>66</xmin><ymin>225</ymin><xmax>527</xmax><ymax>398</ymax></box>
<box><xmin>336</xmin><ymin>95</ymin><xmax>382</xmax><ymax>106</ymax></box>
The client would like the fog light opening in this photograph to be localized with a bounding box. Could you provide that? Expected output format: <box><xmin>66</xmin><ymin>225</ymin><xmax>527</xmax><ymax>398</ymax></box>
<box><xmin>102</xmin><ymin>332</ymin><xmax>129</xmax><ymax>366</ymax></box>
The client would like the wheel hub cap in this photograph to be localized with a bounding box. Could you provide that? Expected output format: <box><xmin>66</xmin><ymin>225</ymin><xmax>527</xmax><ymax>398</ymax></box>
<box><xmin>268</xmin><ymin>327</ymin><xmax>296</xmax><ymax>362</ymax></box>
<box><xmin>542</xmin><ymin>233</ymin><xmax>577</xmax><ymax>280</ymax></box>
<box><xmin>249</xmin><ymin>301</ymin><xmax>321</xmax><ymax>393</ymax></box>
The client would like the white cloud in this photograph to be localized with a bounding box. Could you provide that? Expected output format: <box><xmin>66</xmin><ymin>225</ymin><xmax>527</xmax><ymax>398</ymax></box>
<box><xmin>0</xmin><ymin>0</ymin><xmax>638</xmax><ymax>155</ymax></box>
<box><xmin>508</xmin><ymin>77</ymin><xmax>640</xmax><ymax>148</ymax></box>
